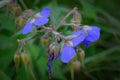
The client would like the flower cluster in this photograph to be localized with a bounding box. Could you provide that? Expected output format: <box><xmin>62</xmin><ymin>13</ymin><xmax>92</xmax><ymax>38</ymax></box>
<box><xmin>18</xmin><ymin>7</ymin><xmax>101</xmax><ymax>78</ymax></box>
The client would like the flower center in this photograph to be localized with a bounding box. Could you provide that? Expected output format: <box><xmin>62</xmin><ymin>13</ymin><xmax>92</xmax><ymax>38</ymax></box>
<box><xmin>82</xmin><ymin>25</ymin><xmax>92</xmax><ymax>36</ymax></box>
<box><xmin>83</xmin><ymin>25</ymin><xmax>92</xmax><ymax>31</ymax></box>
<box><xmin>34</xmin><ymin>13</ymin><xmax>42</xmax><ymax>18</ymax></box>
<box><xmin>30</xmin><ymin>18</ymin><xmax>35</xmax><ymax>23</ymax></box>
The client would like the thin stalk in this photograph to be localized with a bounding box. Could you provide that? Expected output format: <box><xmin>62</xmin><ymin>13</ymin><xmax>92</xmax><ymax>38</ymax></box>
<box><xmin>28</xmin><ymin>66</ymin><xmax>37</xmax><ymax>80</ymax></box>
<box><xmin>25</xmin><ymin>65</ymin><xmax>30</xmax><ymax>80</ymax></box>
<box><xmin>19</xmin><ymin>0</ymin><xmax>27</xmax><ymax>9</ymax></box>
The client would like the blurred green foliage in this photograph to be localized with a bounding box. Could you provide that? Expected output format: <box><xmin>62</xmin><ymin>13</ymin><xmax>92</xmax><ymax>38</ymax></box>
<box><xmin>0</xmin><ymin>0</ymin><xmax>120</xmax><ymax>80</ymax></box>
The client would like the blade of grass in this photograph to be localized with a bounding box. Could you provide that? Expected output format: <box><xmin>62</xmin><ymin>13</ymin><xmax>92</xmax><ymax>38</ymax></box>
<box><xmin>85</xmin><ymin>45</ymin><xmax>120</xmax><ymax>64</ymax></box>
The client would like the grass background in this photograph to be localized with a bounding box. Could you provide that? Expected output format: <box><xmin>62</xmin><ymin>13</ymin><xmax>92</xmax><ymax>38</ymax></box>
<box><xmin>0</xmin><ymin>0</ymin><xmax>120</xmax><ymax>80</ymax></box>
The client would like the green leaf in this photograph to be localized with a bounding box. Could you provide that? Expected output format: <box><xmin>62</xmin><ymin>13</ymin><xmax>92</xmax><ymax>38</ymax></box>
<box><xmin>36</xmin><ymin>56</ymin><xmax>49</xmax><ymax>80</ymax></box>
<box><xmin>16</xmin><ymin>65</ymin><xmax>32</xmax><ymax>80</ymax></box>
<box><xmin>0</xmin><ymin>70</ymin><xmax>11</xmax><ymax>80</ymax></box>
<box><xmin>0</xmin><ymin>14</ymin><xmax>14</xmax><ymax>32</ymax></box>
<box><xmin>53</xmin><ymin>60</ymin><xmax>66</xmax><ymax>80</ymax></box>
<box><xmin>85</xmin><ymin>45</ymin><xmax>120</xmax><ymax>64</ymax></box>
<box><xmin>48</xmin><ymin>1</ymin><xmax>70</xmax><ymax>27</ymax></box>
<box><xmin>26</xmin><ymin>44</ymin><xmax>40</xmax><ymax>59</ymax></box>
<box><xmin>0</xmin><ymin>34</ymin><xmax>16</xmax><ymax>49</ymax></box>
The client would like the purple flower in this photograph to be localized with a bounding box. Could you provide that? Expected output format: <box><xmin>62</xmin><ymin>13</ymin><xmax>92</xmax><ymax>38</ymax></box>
<box><xmin>83</xmin><ymin>26</ymin><xmax>100</xmax><ymax>47</ymax></box>
<box><xmin>61</xmin><ymin>45</ymin><xmax>76</xmax><ymax>63</ymax></box>
<box><xmin>22</xmin><ymin>8</ymin><xmax>50</xmax><ymax>34</ymax></box>
<box><xmin>71</xmin><ymin>26</ymin><xmax>100</xmax><ymax>47</ymax></box>
<box><xmin>60</xmin><ymin>26</ymin><xmax>100</xmax><ymax>63</ymax></box>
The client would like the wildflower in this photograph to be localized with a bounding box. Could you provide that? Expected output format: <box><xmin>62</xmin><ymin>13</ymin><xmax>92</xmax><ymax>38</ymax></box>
<box><xmin>71</xmin><ymin>25</ymin><xmax>100</xmax><ymax>47</ymax></box>
<box><xmin>22</xmin><ymin>8</ymin><xmax>50</xmax><ymax>34</ymax></box>
<box><xmin>61</xmin><ymin>26</ymin><xmax>100</xmax><ymax>63</ymax></box>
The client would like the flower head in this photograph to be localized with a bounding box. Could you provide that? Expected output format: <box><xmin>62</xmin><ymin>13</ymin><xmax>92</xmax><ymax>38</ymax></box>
<box><xmin>22</xmin><ymin>8</ymin><xmax>50</xmax><ymax>34</ymax></box>
<box><xmin>60</xmin><ymin>26</ymin><xmax>100</xmax><ymax>63</ymax></box>
<box><xmin>71</xmin><ymin>25</ymin><xmax>100</xmax><ymax>47</ymax></box>
<box><xmin>83</xmin><ymin>26</ymin><xmax>100</xmax><ymax>47</ymax></box>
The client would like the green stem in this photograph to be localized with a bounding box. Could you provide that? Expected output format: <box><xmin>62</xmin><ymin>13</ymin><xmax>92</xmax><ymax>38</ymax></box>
<box><xmin>19</xmin><ymin>0</ymin><xmax>27</xmax><ymax>9</ymax></box>
<box><xmin>69</xmin><ymin>63</ymin><xmax>74</xmax><ymax>80</ymax></box>
<box><xmin>25</xmin><ymin>65</ymin><xmax>30</xmax><ymax>80</ymax></box>
<box><xmin>28</xmin><ymin>66</ymin><xmax>37</xmax><ymax>80</ymax></box>
<box><xmin>61</xmin><ymin>7</ymin><xmax>77</xmax><ymax>22</ymax></box>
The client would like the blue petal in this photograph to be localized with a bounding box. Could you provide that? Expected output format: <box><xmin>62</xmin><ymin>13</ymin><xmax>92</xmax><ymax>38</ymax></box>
<box><xmin>90</xmin><ymin>26</ymin><xmax>100</xmax><ymax>31</ymax></box>
<box><xmin>40</xmin><ymin>8</ymin><xmax>50</xmax><ymax>17</ymax></box>
<box><xmin>86</xmin><ymin>26</ymin><xmax>100</xmax><ymax>42</ymax></box>
<box><xmin>72</xmin><ymin>30</ymin><xmax>84</xmax><ymax>36</ymax></box>
<box><xmin>71</xmin><ymin>33</ymin><xmax>86</xmax><ymax>47</ymax></box>
<box><xmin>83</xmin><ymin>40</ymin><xmax>90</xmax><ymax>47</ymax></box>
<box><xmin>34</xmin><ymin>17</ymin><xmax>49</xmax><ymax>26</ymax></box>
<box><xmin>22</xmin><ymin>22</ymin><xmax>33</xmax><ymax>34</ymax></box>
<box><xmin>61</xmin><ymin>45</ymin><xmax>76</xmax><ymax>63</ymax></box>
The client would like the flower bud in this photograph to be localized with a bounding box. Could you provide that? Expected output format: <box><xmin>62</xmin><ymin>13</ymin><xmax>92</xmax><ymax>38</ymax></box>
<box><xmin>14</xmin><ymin>51</ymin><xmax>20</xmax><ymax>65</ymax></box>
<box><xmin>49</xmin><ymin>42</ymin><xmax>60</xmax><ymax>59</ymax></box>
<box><xmin>15</xmin><ymin>17</ymin><xmax>26</xmax><ymax>29</ymax></box>
<box><xmin>73</xmin><ymin>60</ymin><xmax>81</xmax><ymax>71</ymax></box>
<box><xmin>18</xmin><ymin>18</ymin><xmax>26</xmax><ymax>28</ymax></box>
<box><xmin>41</xmin><ymin>35</ymin><xmax>50</xmax><ymax>48</ymax></box>
<box><xmin>6</xmin><ymin>3</ymin><xmax>21</xmax><ymax>17</ymax></box>
<box><xmin>21</xmin><ymin>52</ymin><xmax>30</xmax><ymax>66</ymax></box>
<box><xmin>76</xmin><ymin>48</ymin><xmax>85</xmax><ymax>67</ymax></box>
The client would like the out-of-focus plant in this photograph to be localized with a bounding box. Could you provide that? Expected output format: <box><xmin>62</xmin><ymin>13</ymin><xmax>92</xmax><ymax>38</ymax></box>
<box><xmin>13</xmin><ymin>3</ymin><xmax>100</xmax><ymax>79</ymax></box>
<box><xmin>1</xmin><ymin>0</ymin><xmax>120</xmax><ymax>80</ymax></box>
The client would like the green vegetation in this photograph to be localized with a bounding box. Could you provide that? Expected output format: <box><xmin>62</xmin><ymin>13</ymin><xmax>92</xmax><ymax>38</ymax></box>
<box><xmin>0</xmin><ymin>0</ymin><xmax>120</xmax><ymax>80</ymax></box>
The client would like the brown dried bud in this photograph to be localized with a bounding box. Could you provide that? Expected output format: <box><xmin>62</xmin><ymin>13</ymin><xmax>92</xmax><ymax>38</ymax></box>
<box><xmin>49</xmin><ymin>42</ymin><xmax>59</xmax><ymax>59</ymax></box>
<box><xmin>73</xmin><ymin>60</ymin><xmax>81</xmax><ymax>71</ymax></box>
<box><xmin>13</xmin><ymin>5</ymin><xmax>21</xmax><ymax>17</ymax></box>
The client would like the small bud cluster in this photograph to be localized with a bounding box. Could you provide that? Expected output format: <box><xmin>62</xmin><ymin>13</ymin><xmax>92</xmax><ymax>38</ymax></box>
<box><xmin>14</xmin><ymin>40</ymin><xmax>30</xmax><ymax>69</ymax></box>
